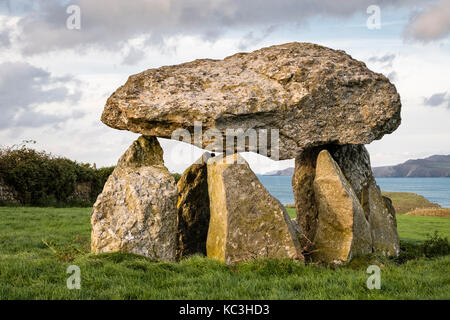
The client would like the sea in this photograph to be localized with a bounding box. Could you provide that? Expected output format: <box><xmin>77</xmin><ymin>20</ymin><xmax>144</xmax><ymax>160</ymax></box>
<box><xmin>257</xmin><ymin>176</ymin><xmax>450</xmax><ymax>208</ymax></box>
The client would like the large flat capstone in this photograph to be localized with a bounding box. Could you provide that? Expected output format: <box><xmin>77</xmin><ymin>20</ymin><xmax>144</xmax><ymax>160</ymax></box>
<box><xmin>101</xmin><ymin>42</ymin><xmax>401</xmax><ymax>160</ymax></box>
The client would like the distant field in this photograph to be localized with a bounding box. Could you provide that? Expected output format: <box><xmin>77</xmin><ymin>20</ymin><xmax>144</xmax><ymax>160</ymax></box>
<box><xmin>396</xmin><ymin>215</ymin><xmax>450</xmax><ymax>243</ymax></box>
<box><xmin>0</xmin><ymin>206</ymin><xmax>449</xmax><ymax>300</ymax></box>
<box><xmin>382</xmin><ymin>191</ymin><xmax>441</xmax><ymax>214</ymax></box>
<box><xmin>286</xmin><ymin>207</ymin><xmax>296</xmax><ymax>219</ymax></box>
<box><xmin>405</xmin><ymin>208</ymin><xmax>450</xmax><ymax>218</ymax></box>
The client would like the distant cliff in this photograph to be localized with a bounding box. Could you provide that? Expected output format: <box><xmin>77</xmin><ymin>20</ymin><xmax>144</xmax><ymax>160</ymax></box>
<box><xmin>263</xmin><ymin>155</ymin><xmax>450</xmax><ymax>177</ymax></box>
<box><xmin>263</xmin><ymin>167</ymin><xmax>294</xmax><ymax>176</ymax></box>
<box><xmin>373</xmin><ymin>155</ymin><xmax>450</xmax><ymax>177</ymax></box>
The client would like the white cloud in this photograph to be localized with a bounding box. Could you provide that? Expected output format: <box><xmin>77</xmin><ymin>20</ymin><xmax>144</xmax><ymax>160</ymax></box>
<box><xmin>4</xmin><ymin>0</ymin><xmax>426</xmax><ymax>55</ymax></box>
<box><xmin>405</xmin><ymin>0</ymin><xmax>450</xmax><ymax>42</ymax></box>
<box><xmin>423</xmin><ymin>92</ymin><xmax>450</xmax><ymax>108</ymax></box>
<box><xmin>0</xmin><ymin>61</ymin><xmax>82</xmax><ymax>129</ymax></box>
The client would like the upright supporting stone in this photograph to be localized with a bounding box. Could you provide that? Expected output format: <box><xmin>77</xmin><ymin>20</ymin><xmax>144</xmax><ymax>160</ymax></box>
<box><xmin>91</xmin><ymin>136</ymin><xmax>177</xmax><ymax>261</ymax></box>
<box><xmin>330</xmin><ymin>145</ymin><xmax>400</xmax><ymax>256</ymax></box>
<box><xmin>176</xmin><ymin>153</ymin><xmax>211</xmax><ymax>259</ymax></box>
<box><xmin>206</xmin><ymin>153</ymin><xmax>303</xmax><ymax>264</ymax></box>
<box><xmin>292</xmin><ymin>147</ymin><xmax>321</xmax><ymax>245</ymax></box>
<box><xmin>312</xmin><ymin>150</ymin><xmax>372</xmax><ymax>263</ymax></box>
<box><xmin>367</xmin><ymin>182</ymin><xmax>400</xmax><ymax>256</ymax></box>
<box><xmin>0</xmin><ymin>177</ymin><xmax>18</xmax><ymax>204</ymax></box>
<box><xmin>293</xmin><ymin>145</ymin><xmax>400</xmax><ymax>260</ymax></box>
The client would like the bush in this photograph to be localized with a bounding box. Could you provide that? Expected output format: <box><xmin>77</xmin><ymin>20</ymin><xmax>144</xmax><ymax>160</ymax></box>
<box><xmin>395</xmin><ymin>241</ymin><xmax>422</xmax><ymax>264</ymax></box>
<box><xmin>0</xmin><ymin>142</ymin><xmax>114</xmax><ymax>207</ymax></box>
<box><xmin>421</xmin><ymin>231</ymin><xmax>450</xmax><ymax>258</ymax></box>
<box><xmin>172</xmin><ymin>173</ymin><xmax>181</xmax><ymax>183</ymax></box>
<box><xmin>395</xmin><ymin>232</ymin><xmax>450</xmax><ymax>263</ymax></box>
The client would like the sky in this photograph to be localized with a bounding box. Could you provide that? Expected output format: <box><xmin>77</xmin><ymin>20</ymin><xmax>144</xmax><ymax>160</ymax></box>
<box><xmin>0</xmin><ymin>0</ymin><xmax>449</xmax><ymax>174</ymax></box>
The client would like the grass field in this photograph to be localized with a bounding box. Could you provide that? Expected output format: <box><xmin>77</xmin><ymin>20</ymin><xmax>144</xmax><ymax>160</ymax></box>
<box><xmin>0</xmin><ymin>206</ymin><xmax>449</xmax><ymax>300</ymax></box>
<box><xmin>382</xmin><ymin>191</ymin><xmax>442</xmax><ymax>214</ymax></box>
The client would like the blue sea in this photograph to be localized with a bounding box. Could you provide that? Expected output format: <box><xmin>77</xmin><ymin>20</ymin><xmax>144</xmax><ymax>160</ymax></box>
<box><xmin>257</xmin><ymin>176</ymin><xmax>450</xmax><ymax>208</ymax></box>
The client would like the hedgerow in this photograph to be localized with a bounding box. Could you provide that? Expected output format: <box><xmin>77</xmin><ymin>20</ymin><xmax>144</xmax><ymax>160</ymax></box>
<box><xmin>0</xmin><ymin>142</ymin><xmax>114</xmax><ymax>206</ymax></box>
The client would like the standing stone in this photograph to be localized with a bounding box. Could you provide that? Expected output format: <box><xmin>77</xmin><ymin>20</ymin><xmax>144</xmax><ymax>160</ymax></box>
<box><xmin>312</xmin><ymin>150</ymin><xmax>372</xmax><ymax>263</ymax></box>
<box><xmin>176</xmin><ymin>153</ymin><xmax>211</xmax><ymax>259</ymax></box>
<box><xmin>330</xmin><ymin>145</ymin><xmax>400</xmax><ymax>256</ymax></box>
<box><xmin>293</xmin><ymin>145</ymin><xmax>400</xmax><ymax>259</ymax></box>
<box><xmin>0</xmin><ymin>177</ymin><xmax>18</xmax><ymax>204</ymax></box>
<box><xmin>91</xmin><ymin>136</ymin><xmax>177</xmax><ymax>261</ymax></box>
<box><xmin>329</xmin><ymin>145</ymin><xmax>373</xmax><ymax>203</ymax></box>
<box><xmin>367</xmin><ymin>182</ymin><xmax>400</xmax><ymax>256</ymax></box>
<box><xmin>206</xmin><ymin>153</ymin><xmax>303</xmax><ymax>264</ymax></box>
<box><xmin>292</xmin><ymin>147</ymin><xmax>321</xmax><ymax>246</ymax></box>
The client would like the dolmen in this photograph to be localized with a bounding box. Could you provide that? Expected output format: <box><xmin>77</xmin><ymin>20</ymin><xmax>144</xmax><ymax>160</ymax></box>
<box><xmin>92</xmin><ymin>42</ymin><xmax>401</xmax><ymax>264</ymax></box>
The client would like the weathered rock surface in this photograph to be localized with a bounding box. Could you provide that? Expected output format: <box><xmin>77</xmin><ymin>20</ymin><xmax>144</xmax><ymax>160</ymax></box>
<box><xmin>329</xmin><ymin>145</ymin><xmax>373</xmax><ymax>202</ymax></box>
<box><xmin>330</xmin><ymin>145</ymin><xmax>400</xmax><ymax>256</ymax></box>
<box><xmin>101</xmin><ymin>42</ymin><xmax>401</xmax><ymax>160</ymax></box>
<box><xmin>312</xmin><ymin>150</ymin><xmax>372</xmax><ymax>263</ymax></box>
<box><xmin>91</xmin><ymin>136</ymin><xmax>177</xmax><ymax>261</ymax></box>
<box><xmin>0</xmin><ymin>177</ymin><xmax>18</xmax><ymax>204</ymax></box>
<box><xmin>206</xmin><ymin>153</ymin><xmax>303</xmax><ymax>264</ymax></box>
<box><xmin>367</xmin><ymin>182</ymin><xmax>400</xmax><ymax>256</ymax></box>
<box><xmin>176</xmin><ymin>153</ymin><xmax>211</xmax><ymax>259</ymax></box>
<box><xmin>292</xmin><ymin>147</ymin><xmax>321</xmax><ymax>245</ymax></box>
<box><xmin>293</xmin><ymin>144</ymin><xmax>400</xmax><ymax>259</ymax></box>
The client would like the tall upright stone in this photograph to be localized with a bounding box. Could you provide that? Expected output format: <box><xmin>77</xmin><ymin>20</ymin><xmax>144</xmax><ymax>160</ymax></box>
<box><xmin>176</xmin><ymin>153</ymin><xmax>211</xmax><ymax>259</ymax></box>
<box><xmin>293</xmin><ymin>145</ymin><xmax>400</xmax><ymax>259</ymax></box>
<box><xmin>91</xmin><ymin>136</ymin><xmax>177</xmax><ymax>261</ymax></box>
<box><xmin>292</xmin><ymin>147</ymin><xmax>321</xmax><ymax>246</ymax></box>
<box><xmin>312</xmin><ymin>150</ymin><xmax>372</xmax><ymax>263</ymax></box>
<box><xmin>0</xmin><ymin>177</ymin><xmax>18</xmax><ymax>204</ymax></box>
<box><xmin>367</xmin><ymin>182</ymin><xmax>400</xmax><ymax>256</ymax></box>
<box><xmin>206</xmin><ymin>153</ymin><xmax>303</xmax><ymax>264</ymax></box>
<box><xmin>330</xmin><ymin>145</ymin><xmax>400</xmax><ymax>256</ymax></box>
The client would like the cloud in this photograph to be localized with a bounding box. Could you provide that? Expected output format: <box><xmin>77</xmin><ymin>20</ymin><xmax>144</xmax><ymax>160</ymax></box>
<box><xmin>0</xmin><ymin>61</ymin><xmax>83</xmax><ymax>129</ymax></box>
<box><xmin>121</xmin><ymin>46</ymin><xmax>146</xmax><ymax>66</ymax></box>
<box><xmin>237</xmin><ymin>25</ymin><xmax>277</xmax><ymax>51</ymax></box>
<box><xmin>368</xmin><ymin>53</ymin><xmax>396</xmax><ymax>67</ymax></box>
<box><xmin>405</xmin><ymin>0</ymin><xmax>450</xmax><ymax>42</ymax></box>
<box><xmin>0</xmin><ymin>29</ymin><xmax>10</xmax><ymax>47</ymax></box>
<box><xmin>9</xmin><ymin>0</ymin><xmax>426</xmax><ymax>55</ymax></box>
<box><xmin>387</xmin><ymin>71</ymin><xmax>397</xmax><ymax>82</ymax></box>
<box><xmin>368</xmin><ymin>53</ymin><xmax>397</xmax><ymax>82</ymax></box>
<box><xmin>423</xmin><ymin>92</ymin><xmax>450</xmax><ymax>108</ymax></box>
<box><xmin>0</xmin><ymin>16</ymin><xmax>12</xmax><ymax>48</ymax></box>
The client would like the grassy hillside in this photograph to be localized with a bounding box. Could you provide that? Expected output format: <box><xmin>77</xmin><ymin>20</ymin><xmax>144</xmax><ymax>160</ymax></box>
<box><xmin>382</xmin><ymin>191</ymin><xmax>442</xmax><ymax>214</ymax></box>
<box><xmin>0</xmin><ymin>207</ymin><xmax>449</xmax><ymax>299</ymax></box>
<box><xmin>405</xmin><ymin>208</ymin><xmax>450</xmax><ymax>218</ymax></box>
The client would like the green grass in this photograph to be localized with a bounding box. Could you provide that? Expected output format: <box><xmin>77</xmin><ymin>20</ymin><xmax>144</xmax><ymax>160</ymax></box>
<box><xmin>382</xmin><ymin>191</ymin><xmax>441</xmax><ymax>214</ymax></box>
<box><xmin>397</xmin><ymin>215</ymin><xmax>450</xmax><ymax>243</ymax></box>
<box><xmin>0</xmin><ymin>206</ymin><xmax>449</xmax><ymax>299</ymax></box>
<box><xmin>286</xmin><ymin>207</ymin><xmax>296</xmax><ymax>219</ymax></box>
